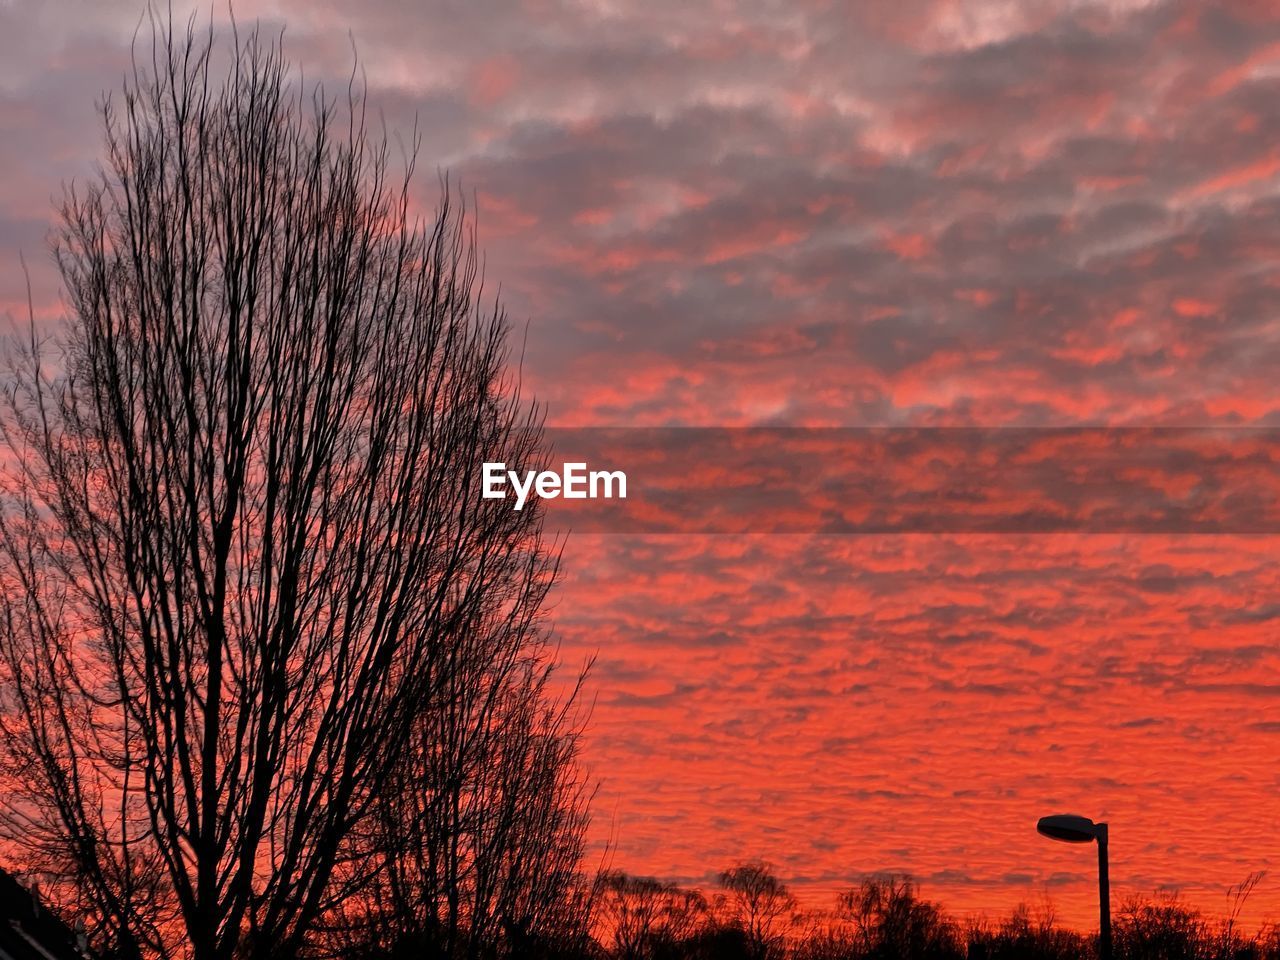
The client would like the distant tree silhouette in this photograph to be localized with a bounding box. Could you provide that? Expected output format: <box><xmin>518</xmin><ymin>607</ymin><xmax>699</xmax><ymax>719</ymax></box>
<box><xmin>0</xmin><ymin>12</ymin><xmax>581</xmax><ymax>960</ymax></box>
<box><xmin>836</xmin><ymin>877</ymin><xmax>962</xmax><ymax>960</ymax></box>
<box><xmin>717</xmin><ymin>862</ymin><xmax>797</xmax><ymax>960</ymax></box>
<box><xmin>598</xmin><ymin>871</ymin><xmax>709</xmax><ymax>960</ymax></box>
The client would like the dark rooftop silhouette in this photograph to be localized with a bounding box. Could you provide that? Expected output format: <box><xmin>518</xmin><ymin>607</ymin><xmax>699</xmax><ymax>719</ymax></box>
<box><xmin>0</xmin><ymin>869</ymin><xmax>88</xmax><ymax>960</ymax></box>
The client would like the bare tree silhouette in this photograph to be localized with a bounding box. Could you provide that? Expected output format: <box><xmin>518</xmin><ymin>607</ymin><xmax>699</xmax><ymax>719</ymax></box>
<box><xmin>326</xmin><ymin>660</ymin><xmax>597</xmax><ymax>959</ymax></box>
<box><xmin>0</xmin><ymin>13</ymin><xmax>583</xmax><ymax>960</ymax></box>
<box><xmin>718</xmin><ymin>862</ymin><xmax>797</xmax><ymax>960</ymax></box>
<box><xmin>598</xmin><ymin>871</ymin><xmax>709</xmax><ymax>960</ymax></box>
<box><xmin>837</xmin><ymin>877</ymin><xmax>962</xmax><ymax>960</ymax></box>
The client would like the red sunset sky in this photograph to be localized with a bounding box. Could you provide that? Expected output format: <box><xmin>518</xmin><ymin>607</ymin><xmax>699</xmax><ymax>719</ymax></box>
<box><xmin>4</xmin><ymin>0</ymin><xmax>1280</xmax><ymax>933</ymax></box>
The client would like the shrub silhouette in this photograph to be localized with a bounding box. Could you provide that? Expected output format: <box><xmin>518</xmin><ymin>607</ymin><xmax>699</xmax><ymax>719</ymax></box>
<box><xmin>837</xmin><ymin>877</ymin><xmax>964</xmax><ymax>960</ymax></box>
<box><xmin>965</xmin><ymin>903</ymin><xmax>1090</xmax><ymax>960</ymax></box>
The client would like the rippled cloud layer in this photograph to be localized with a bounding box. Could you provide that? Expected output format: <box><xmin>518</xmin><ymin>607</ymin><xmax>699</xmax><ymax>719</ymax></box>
<box><xmin>4</xmin><ymin>0</ymin><xmax>1280</xmax><ymax>929</ymax></box>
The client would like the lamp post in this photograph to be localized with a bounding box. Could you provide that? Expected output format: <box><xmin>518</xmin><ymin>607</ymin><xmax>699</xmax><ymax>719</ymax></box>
<box><xmin>1037</xmin><ymin>814</ymin><xmax>1111</xmax><ymax>960</ymax></box>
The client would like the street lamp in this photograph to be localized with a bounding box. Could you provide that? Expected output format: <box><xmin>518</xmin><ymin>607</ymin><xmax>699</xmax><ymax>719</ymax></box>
<box><xmin>1037</xmin><ymin>814</ymin><xmax>1111</xmax><ymax>960</ymax></box>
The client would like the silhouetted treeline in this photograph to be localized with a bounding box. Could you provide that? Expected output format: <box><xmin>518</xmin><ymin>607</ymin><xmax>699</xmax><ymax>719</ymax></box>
<box><xmin>579</xmin><ymin>864</ymin><xmax>1280</xmax><ymax>960</ymax></box>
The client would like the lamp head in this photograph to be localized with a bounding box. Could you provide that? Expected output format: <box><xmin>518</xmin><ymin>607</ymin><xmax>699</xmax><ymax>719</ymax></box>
<box><xmin>1037</xmin><ymin>814</ymin><xmax>1100</xmax><ymax>844</ymax></box>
